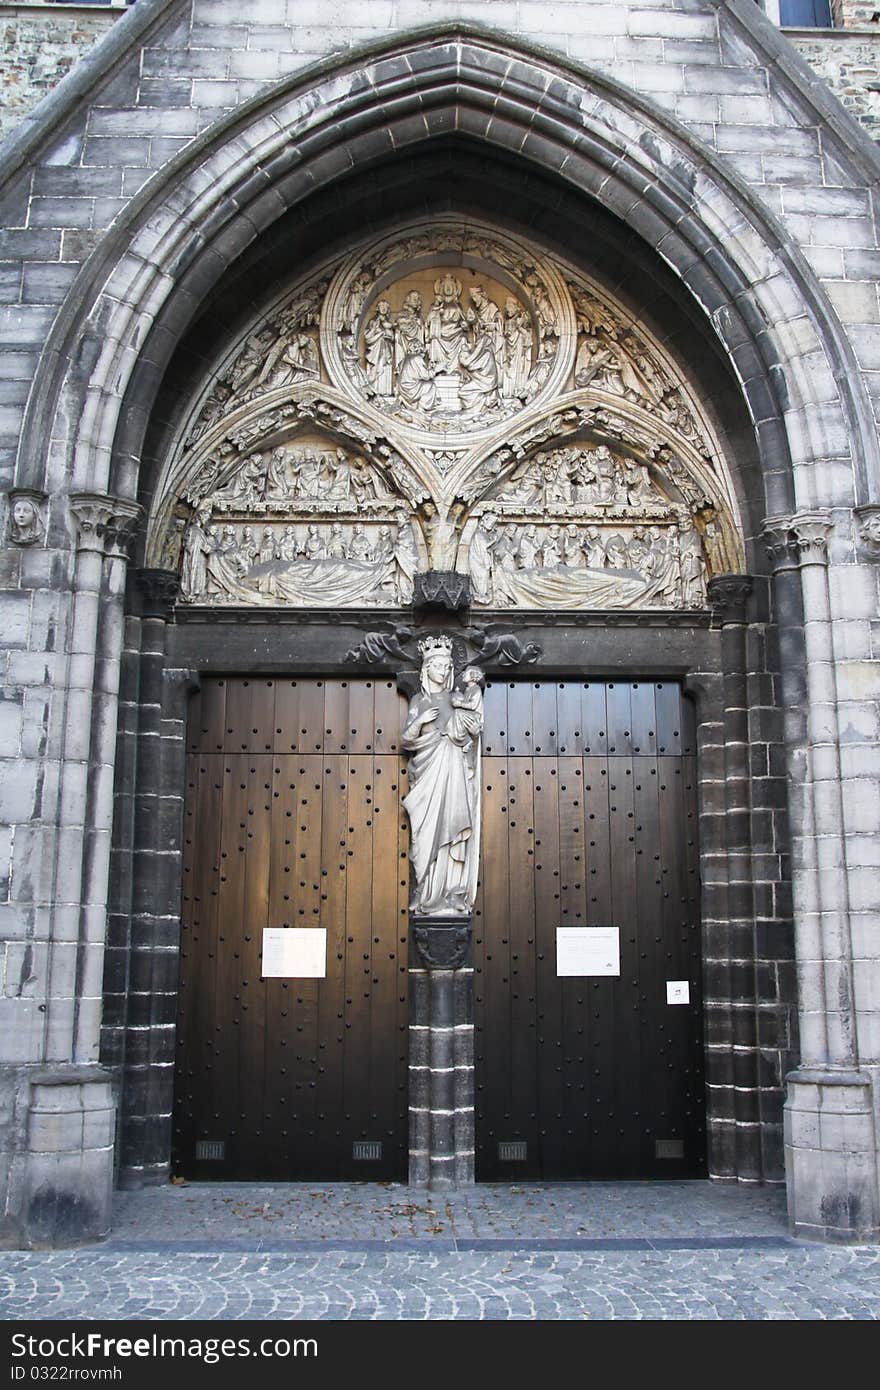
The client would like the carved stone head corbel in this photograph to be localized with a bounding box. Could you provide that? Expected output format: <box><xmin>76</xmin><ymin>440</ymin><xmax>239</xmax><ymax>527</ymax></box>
<box><xmin>6</xmin><ymin>489</ymin><xmax>47</xmax><ymax>547</ymax></box>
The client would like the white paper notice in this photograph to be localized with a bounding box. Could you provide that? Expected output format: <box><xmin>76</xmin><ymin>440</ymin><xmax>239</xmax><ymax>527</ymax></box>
<box><xmin>262</xmin><ymin>927</ymin><xmax>326</xmax><ymax>979</ymax></box>
<box><xmin>556</xmin><ymin>926</ymin><xmax>620</xmax><ymax>978</ymax></box>
<box><xmin>666</xmin><ymin>980</ymin><xmax>690</xmax><ymax>1005</ymax></box>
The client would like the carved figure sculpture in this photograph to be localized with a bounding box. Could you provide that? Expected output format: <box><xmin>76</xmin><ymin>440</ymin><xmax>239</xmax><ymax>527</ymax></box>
<box><xmin>563</xmin><ymin>524</ymin><xmax>583</xmax><ymax>567</ymax></box>
<box><xmin>459</xmin><ymin>313</ymin><xmax>501</xmax><ymax>412</ymax></box>
<box><xmin>679</xmin><ymin>518</ymin><xmax>707</xmax><ymax>607</ymax></box>
<box><xmin>348</xmin><ymin>522</ymin><xmax>373</xmax><ymax>563</ymax></box>
<box><xmin>584</xmin><ymin>526</ymin><xmax>607</xmax><ymax>570</ymax></box>
<box><xmin>327</xmin><ymin>523</ymin><xmax>348</xmax><ymax>559</ymax></box>
<box><xmin>364</xmin><ymin>300</ymin><xmax>395</xmax><ymax>396</ymax></box>
<box><xmin>541</xmin><ymin>524</ymin><xmax>562</xmax><ymax>568</ymax></box>
<box><xmin>393</xmin><ymin>511</ymin><xmax>420</xmax><ymax>604</ymax></box>
<box><xmin>258</xmin><ymin>332</ymin><xmax>319</xmax><ymax>391</ymax></box>
<box><xmin>502</xmin><ymin>296</ymin><xmax>532</xmax><ymax>398</ymax></box>
<box><xmin>518</xmin><ymin>524</ymin><xmax>540</xmax><ymax>569</ymax></box>
<box><xmin>304</xmin><ymin>524</ymin><xmax>326</xmax><ymax>560</ymax></box>
<box><xmin>394</xmin><ymin>290</ymin><xmax>437</xmax><ymax>412</ymax></box>
<box><xmin>180</xmin><ymin>505</ymin><xmax>213</xmax><ymax>600</ymax></box>
<box><xmin>469</xmin><ymin>512</ymin><xmax>497</xmax><ymax>604</ymax></box>
<box><xmin>402</xmin><ymin>637</ymin><xmax>484</xmax><ymax>917</ymax></box>
<box><xmin>280</xmin><ymin>525</ymin><xmax>300</xmax><ymax>561</ymax></box>
<box><xmin>427</xmin><ymin>275</ymin><xmax>469</xmax><ymax>375</ymax></box>
<box><xmin>8</xmin><ymin>495</ymin><xmax>44</xmax><ymax>546</ymax></box>
<box><xmin>469</xmin><ymin>286</ymin><xmax>504</xmax><ymax>363</ymax></box>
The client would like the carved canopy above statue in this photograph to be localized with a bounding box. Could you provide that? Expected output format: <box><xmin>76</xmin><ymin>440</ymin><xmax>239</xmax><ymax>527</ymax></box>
<box><xmin>147</xmin><ymin>217</ymin><xmax>744</xmax><ymax>610</ymax></box>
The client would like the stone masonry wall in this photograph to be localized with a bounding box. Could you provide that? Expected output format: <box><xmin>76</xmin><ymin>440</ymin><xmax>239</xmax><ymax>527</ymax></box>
<box><xmin>837</xmin><ymin>1</ymin><xmax>880</xmax><ymax>27</ymax></box>
<box><xmin>1</xmin><ymin>3</ymin><xmax>879</xmax><ymax>151</ymax></box>
<box><xmin>0</xmin><ymin>5</ymin><xmax>125</xmax><ymax>144</ymax></box>
<box><xmin>793</xmin><ymin>33</ymin><xmax>880</xmax><ymax>138</ymax></box>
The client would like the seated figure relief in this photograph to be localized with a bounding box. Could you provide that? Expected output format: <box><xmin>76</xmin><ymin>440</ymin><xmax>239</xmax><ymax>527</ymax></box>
<box><xmin>361</xmin><ymin>274</ymin><xmax>534</xmax><ymax>421</ymax></box>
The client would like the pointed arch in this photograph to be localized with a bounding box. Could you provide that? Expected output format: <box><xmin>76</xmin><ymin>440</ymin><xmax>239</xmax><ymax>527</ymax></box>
<box><xmin>11</xmin><ymin>26</ymin><xmax>879</xmax><ymax>540</ymax></box>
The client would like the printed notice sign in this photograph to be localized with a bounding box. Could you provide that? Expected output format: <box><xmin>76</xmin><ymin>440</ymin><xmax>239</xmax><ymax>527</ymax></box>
<box><xmin>262</xmin><ymin>927</ymin><xmax>326</xmax><ymax>979</ymax></box>
<box><xmin>666</xmin><ymin>979</ymin><xmax>690</xmax><ymax>1005</ymax></box>
<box><xmin>556</xmin><ymin>926</ymin><xmax>620</xmax><ymax>978</ymax></box>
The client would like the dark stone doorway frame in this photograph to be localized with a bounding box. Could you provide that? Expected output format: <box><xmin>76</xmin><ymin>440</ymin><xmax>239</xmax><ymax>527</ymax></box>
<box><xmin>102</xmin><ymin>588</ymin><xmax>798</xmax><ymax>1193</ymax></box>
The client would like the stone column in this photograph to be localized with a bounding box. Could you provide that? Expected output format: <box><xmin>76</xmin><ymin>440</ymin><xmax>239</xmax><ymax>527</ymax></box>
<box><xmin>408</xmin><ymin>917</ymin><xmax>474</xmax><ymax>1188</ymax></box>
<box><xmin>19</xmin><ymin>492</ymin><xmax>140</xmax><ymax>1246</ymax></box>
<box><xmin>706</xmin><ymin>575</ymin><xmax>765</xmax><ymax>1178</ymax></box>
<box><xmin>108</xmin><ymin>569</ymin><xmax>185</xmax><ymax>1188</ymax></box>
<box><xmin>764</xmin><ymin>511</ymin><xmax>878</xmax><ymax>1242</ymax></box>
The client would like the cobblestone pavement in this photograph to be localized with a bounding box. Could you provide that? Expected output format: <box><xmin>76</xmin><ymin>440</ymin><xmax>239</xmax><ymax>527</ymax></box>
<box><xmin>1</xmin><ymin>1183</ymin><xmax>878</xmax><ymax>1320</ymax></box>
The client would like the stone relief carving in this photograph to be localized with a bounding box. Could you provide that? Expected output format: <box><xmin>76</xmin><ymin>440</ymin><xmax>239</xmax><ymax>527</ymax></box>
<box><xmin>467</xmin><ymin>627</ymin><xmax>543</xmax><ymax>667</ymax></box>
<box><xmin>568</xmin><ymin>281</ymin><xmax>711</xmax><ymax>459</ymax></box>
<box><xmin>324</xmin><ymin>220</ymin><xmax>572</xmax><ymax>439</ymax></box>
<box><xmin>460</xmin><ymin>504</ymin><xmax>707</xmax><ymax>611</ymax></box>
<box><xmin>402</xmin><ymin>636</ymin><xmax>484</xmax><ymax>918</ymax></box>
<box><xmin>6</xmin><ymin>490</ymin><xmax>46</xmax><ymax>546</ymax></box>
<box><xmin>855</xmin><ymin>505</ymin><xmax>880</xmax><ymax>556</ymax></box>
<box><xmin>184</xmin><ymin>281</ymin><xmax>327</xmax><ymax>448</ymax></box>
<box><xmin>343</xmin><ymin>626</ymin><xmax>416</xmax><ymax>666</ymax></box>
<box><xmin>175</xmin><ymin>438</ymin><xmax>426</xmax><ymax>608</ymax></box>
<box><xmin>153</xmin><ymin>219</ymin><xmax>743</xmax><ymax>612</ymax></box>
<box><xmin>356</xmin><ymin>274</ymin><xmax>542</xmax><ymax>424</ymax></box>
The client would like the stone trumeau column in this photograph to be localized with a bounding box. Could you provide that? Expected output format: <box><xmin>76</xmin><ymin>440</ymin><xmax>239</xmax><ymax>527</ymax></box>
<box><xmin>764</xmin><ymin>510</ymin><xmax>879</xmax><ymax>1242</ymax></box>
<box><xmin>408</xmin><ymin>919</ymin><xmax>474</xmax><ymax>1188</ymax></box>
<box><xmin>18</xmin><ymin>493</ymin><xmax>140</xmax><ymax>1246</ymax></box>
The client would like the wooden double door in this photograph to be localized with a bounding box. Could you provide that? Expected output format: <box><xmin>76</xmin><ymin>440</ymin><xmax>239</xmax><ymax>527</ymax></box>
<box><xmin>173</xmin><ymin>675</ymin><xmax>705</xmax><ymax>1182</ymax></box>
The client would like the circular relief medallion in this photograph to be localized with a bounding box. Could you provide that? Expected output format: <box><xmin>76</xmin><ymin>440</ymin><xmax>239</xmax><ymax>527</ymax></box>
<box><xmin>321</xmin><ymin>218</ymin><xmax>576</xmax><ymax>447</ymax></box>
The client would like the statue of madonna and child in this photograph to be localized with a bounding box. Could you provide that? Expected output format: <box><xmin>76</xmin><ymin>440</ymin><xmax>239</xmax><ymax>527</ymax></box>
<box><xmin>401</xmin><ymin>636</ymin><xmax>485</xmax><ymax>917</ymax></box>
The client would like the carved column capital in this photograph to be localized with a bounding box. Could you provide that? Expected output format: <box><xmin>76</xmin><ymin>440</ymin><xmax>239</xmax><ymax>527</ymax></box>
<box><xmin>69</xmin><ymin>492</ymin><xmax>142</xmax><ymax>557</ymax></box>
<box><xmin>135</xmin><ymin>568</ymin><xmax>181</xmax><ymax>620</ymax></box>
<box><xmin>761</xmin><ymin>515</ymin><xmax>800</xmax><ymax>574</ymax></box>
<box><xmin>707</xmin><ymin>573</ymin><xmax>753</xmax><ymax>621</ymax></box>
<box><xmin>854</xmin><ymin>505</ymin><xmax>880</xmax><ymax>558</ymax></box>
<box><xmin>789</xmin><ymin>510</ymin><xmax>834</xmax><ymax>565</ymax></box>
<box><xmin>762</xmin><ymin>511</ymin><xmax>833</xmax><ymax>570</ymax></box>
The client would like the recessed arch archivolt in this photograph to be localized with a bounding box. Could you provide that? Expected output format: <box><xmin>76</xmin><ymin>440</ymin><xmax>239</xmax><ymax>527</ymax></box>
<box><xmin>15</xmin><ymin>28</ymin><xmax>876</xmax><ymax>526</ymax></box>
<box><xmin>149</xmin><ymin>214</ymin><xmax>744</xmax><ymax>614</ymax></box>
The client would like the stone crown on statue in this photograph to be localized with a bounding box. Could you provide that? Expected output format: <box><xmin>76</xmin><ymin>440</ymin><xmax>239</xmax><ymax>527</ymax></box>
<box><xmin>417</xmin><ymin>634</ymin><xmax>454</xmax><ymax>657</ymax></box>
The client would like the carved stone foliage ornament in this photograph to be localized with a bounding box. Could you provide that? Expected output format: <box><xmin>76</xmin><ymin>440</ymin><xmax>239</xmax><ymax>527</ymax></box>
<box><xmin>401</xmin><ymin>635</ymin><xmax>484</xmax><ymax>918</ymax></box>
<box><xmin>149</xmin><ymin>216</ymin><xmax>745</xmax><ymax>612</ymax></box>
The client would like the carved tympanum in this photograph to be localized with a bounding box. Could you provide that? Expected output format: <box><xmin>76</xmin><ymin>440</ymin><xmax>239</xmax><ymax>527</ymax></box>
<box><xmin>150</xmin><ymin>217</ymin><xmax>743</xmax><ymax>611</ymax></box>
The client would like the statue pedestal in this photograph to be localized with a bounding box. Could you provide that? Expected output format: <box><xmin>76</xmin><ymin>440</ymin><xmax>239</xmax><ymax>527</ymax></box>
<box><xmin>409</xmin><ymin>916</ymin><xmax>474</xmax><ymax>1188</ymax></box>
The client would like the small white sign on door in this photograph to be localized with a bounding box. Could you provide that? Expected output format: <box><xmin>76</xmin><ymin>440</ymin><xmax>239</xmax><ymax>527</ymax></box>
<box><xmin>666</xmin><ymin>980</ymin><xmax>690</xmax><ymax>1005</ymax></box>
<box><xmin>262</xmin><ymin>927</ymin><xmax>326</xmax><ymax>979</ymax></box>
<box><xmin>556</xmin><ymin>926</ymin><xmax>620</xmax><ymax>978</ymax></box>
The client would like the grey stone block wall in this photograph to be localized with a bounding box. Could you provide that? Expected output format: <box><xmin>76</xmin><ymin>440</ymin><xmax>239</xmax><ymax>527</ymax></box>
<box><xmin>0</xmin><ymin>0</ymin><xmax>877</xmax><ymax>1242</ymax></box>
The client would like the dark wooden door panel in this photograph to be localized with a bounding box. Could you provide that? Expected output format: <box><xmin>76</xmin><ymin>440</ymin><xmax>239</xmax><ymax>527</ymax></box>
<box><xmin>475</xmin><ymin>680</ymin><xmax>705</xmax><ymax>1181</ymax></box>
<box><xmin>174</xmin><ymin>678</ymin><xmax>408</xmax><ymax>1181</ymax></box>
